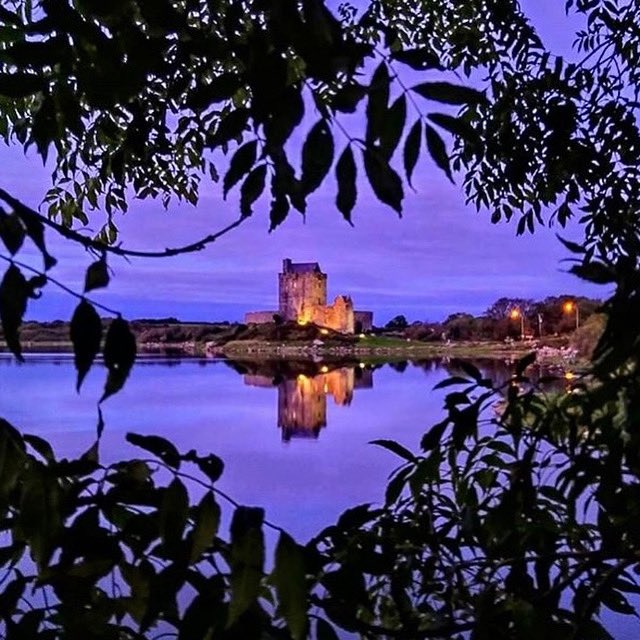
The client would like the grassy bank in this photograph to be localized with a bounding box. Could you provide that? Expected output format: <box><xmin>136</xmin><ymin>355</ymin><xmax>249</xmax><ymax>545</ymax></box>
<box><xmin>2</xmin><ymin>319</ymin><xmax>584</xmax><ymax>366</ymax></box>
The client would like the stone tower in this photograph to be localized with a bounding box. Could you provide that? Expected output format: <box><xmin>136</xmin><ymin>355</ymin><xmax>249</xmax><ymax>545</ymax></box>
<box><xmin>278</xmin><ymin>259</ymin><xmax>327</xmax><ymax>322</ymax></box>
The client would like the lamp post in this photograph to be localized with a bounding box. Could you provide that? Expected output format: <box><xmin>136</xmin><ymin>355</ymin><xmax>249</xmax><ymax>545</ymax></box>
<box><xmin>563</xmin><ymin>300</ymin><xmax>580</xmax><ymax>329</ymax></box>
<box><xmin>509</xmin><ymin>307</ymin><xmax>524</xmax><ymax>340</ymax></box>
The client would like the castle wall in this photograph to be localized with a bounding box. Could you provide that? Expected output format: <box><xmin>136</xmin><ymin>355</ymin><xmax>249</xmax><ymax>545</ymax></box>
<box><xmin>354</xmin><ymin>310</ymin><xmax>373</xmax><ymax>332</ymax></box>
<box><xmin>307</xmin><ymin>295</ymin><xmax>354</xmax><ymax>333</ymax></box>
<box><xmin>244</xmin><ymin>311</ymin><xmax>278</xmax><ymax>324</ymax></box>
<box><xmin>245</xmin><ymin>259</ymin><xmax>371</xmax><ymax>334</ymax></box>
<box><xmin>278</xmin><ymin>266</ymin><xmax>327</xmax><ymax>322</ymax></box>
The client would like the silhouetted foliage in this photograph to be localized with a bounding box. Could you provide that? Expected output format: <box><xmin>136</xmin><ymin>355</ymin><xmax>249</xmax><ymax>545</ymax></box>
<box><xmin>0</xmin><ymin>0</ymin><xmax>639</xmax><ymax>638</ymax></box>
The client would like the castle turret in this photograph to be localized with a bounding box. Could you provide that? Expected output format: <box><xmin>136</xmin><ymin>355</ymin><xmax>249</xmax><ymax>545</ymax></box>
<box><xmin>278</xmin><ymin>259</ymin><xmax>327</xmax><ymax>322</ymax></box>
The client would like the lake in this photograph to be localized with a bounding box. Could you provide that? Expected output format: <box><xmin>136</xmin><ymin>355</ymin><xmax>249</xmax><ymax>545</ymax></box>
<box><xmin>2</xmin><ymin>354</ymin><xmax>637</xmax><ymax>638</ymax></box>
<box><xmin>3</xmin><ymin>354</ymin><xmax>487</xmax><ymax>539</ymax></box>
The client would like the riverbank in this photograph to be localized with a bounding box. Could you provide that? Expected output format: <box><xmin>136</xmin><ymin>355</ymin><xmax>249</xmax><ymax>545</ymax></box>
<box><xmin>208</xmin><ymin>336</ymin><xmax>580</xmax><ymax>366</ymax></box>
<box><xmin>2</xmin><ymin>319</ymin><xmax>584</xmax><ymax>367</ymax></box>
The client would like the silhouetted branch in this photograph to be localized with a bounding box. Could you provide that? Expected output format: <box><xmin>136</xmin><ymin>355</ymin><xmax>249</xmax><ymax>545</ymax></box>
<box><xmin>0</xmin><ymin>188</ymin><xmax>248</xmax><ymax>260</ymax></box>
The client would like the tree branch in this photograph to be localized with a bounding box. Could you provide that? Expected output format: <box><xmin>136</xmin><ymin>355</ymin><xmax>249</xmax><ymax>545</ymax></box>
<box><xmin>0</xmin><ymin>188</ymin><xmax>249</xmax><ymax>260</ymax></box>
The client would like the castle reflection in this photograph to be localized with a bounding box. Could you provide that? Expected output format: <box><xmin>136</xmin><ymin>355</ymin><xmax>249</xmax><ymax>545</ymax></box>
<box><xmin>242</xmin><ymin>364</ymin><xmax>373</xmax><ymax>441</ymax></box>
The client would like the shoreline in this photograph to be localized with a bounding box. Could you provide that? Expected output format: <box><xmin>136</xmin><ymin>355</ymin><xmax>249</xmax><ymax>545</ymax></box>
<box><xmin>3</xmin><ymin>338</ymin><xmax>582</xmax><ymax>367</ymax></box>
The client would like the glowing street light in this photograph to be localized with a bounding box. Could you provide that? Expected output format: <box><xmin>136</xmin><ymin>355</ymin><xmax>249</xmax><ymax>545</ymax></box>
<box><xmin>563</xmin><ymin>300</ymin><xmax>580</xmax><ymax>329</ymax></box>
<box><xmin>509</xmin><ymin>307</ymin><xmax>524</xmax><ymax>340</ymax></box>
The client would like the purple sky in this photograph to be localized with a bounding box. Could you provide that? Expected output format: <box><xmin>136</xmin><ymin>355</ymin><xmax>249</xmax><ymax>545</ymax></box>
<box><xmin>2</xmin><ymin>0</ymin><xmax>606</xmax><ymax>324</ymax></box>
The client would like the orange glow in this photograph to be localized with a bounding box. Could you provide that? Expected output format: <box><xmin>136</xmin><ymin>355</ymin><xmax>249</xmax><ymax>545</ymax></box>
<box><xmin>320</xmin><ymin>365</ymin><xmax>329</xmax><ymax>373</ymax></box>
<box><xmin>297</xmin><ymin>317</ymin><xmax>308</xmax><ymax>326</ymax></box>
<box><xmin>509</xmin><ymin>308</ymin><xmax>521</xmax><ymax>320</ymax></box>
<box><xmin>564</xmin><ymin>371</ymin><xmax>575</xmax><ymax>380</ymax></box>
<box><xmin>563</xmin><ymin>301</ymin><xmax>575</xmax><ymax>314</ymax></box>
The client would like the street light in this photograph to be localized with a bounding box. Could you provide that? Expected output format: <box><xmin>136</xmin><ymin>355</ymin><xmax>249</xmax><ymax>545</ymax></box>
<box><xmin>509</xmin><ymin>307</ymin><xmax>524</xmax><ymax>340</ymax></box>
<box><xmin>563</xmin><ymin>300</ymin><xmax>580</xmax><ymax>329</ymax></box>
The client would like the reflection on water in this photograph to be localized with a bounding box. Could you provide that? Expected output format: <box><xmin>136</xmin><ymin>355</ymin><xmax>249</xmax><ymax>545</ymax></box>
<box><xmin>243</xmin><ymin>366</ymin><xmax>374</xmax><ymax>440</ymax></box>
<box><xmin>226</xmin><ymin>356</ymin><xmax>569</xmax><ymax>441</ymax></box>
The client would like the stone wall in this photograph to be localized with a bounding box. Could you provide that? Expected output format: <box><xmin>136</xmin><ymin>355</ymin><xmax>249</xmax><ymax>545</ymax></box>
<box><xmin>313</xmin><ymin>295</ymin><xmax>354</xmax><ymax>333</ymax></box>
<box><xmin>279</xmin><ymin>271</ymin><xmax>327</xmax><ymax>322</ymax></box>
<box><xmin>354</xmin><ymin>310</ymin><xmax>374</xmax><ymax>332</ymax></box>
<box><xmin>244</xmin><ymin>311</ymin><xmax>278</xmax><ymax>324</ymax></box>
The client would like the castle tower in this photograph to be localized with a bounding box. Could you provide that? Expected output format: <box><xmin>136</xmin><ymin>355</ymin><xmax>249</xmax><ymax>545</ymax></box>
<box><xmin>278</xmin><ymin>259</ymin><xmax>327</xmax><ymax>323</ymax></box>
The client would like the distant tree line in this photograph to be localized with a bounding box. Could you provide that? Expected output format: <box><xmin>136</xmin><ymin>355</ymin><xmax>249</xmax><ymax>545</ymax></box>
<box><xmin>383</xmin><ymin>295</ymin><xmax>602</xmax><ymax>342</ymax></box>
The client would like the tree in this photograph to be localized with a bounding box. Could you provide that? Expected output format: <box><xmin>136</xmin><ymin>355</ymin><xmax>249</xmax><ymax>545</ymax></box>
<box><xmin>384</xmin><ymin>314</ymin><xmax>408</xmax><ymax>330</ymax></box>
<box><xmin>0</xmin><ymin>1</ymin><xmax>640</xmax><ymax>638</ymax></box>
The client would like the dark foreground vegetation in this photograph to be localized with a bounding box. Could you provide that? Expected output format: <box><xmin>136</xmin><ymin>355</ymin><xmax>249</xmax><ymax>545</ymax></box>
<box><xmin>0</xmin><ymin>0</ymin><xmax>639</xmax><ymax>638</ymax></box>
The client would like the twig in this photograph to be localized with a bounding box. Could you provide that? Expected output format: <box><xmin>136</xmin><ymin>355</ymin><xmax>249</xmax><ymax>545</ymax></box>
<box><xmin>0</xmin><ymin>188</ymin><xmax>248</xmax><ymax>260</ymax></box>
<box><xmin>0</xmin><ymin>253</ymin><xmax>121</xmax><ymax>317</ymax></box>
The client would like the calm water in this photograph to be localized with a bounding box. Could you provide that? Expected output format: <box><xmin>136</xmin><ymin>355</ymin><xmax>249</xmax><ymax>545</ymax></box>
<box><xmin>1</xmin><ymin>354</ymin><xmax>637</xmax><ymax>638</ymax></box>
<box><xmin>0</xmin><ymin>354</ymin><xmax>521</xmax><ymax>539</ymax></box>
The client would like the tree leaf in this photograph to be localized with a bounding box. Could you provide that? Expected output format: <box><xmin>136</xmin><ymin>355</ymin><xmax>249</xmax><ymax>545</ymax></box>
<box><xmin>403</xmin><ymin>119</ymin><xmax>422</xmax><ymax>188</ymax></box>
<box><xmin>0</xmin><ymin>72</ymin><xmax>46</xmax><ymax>98</ymax></box>
<box><xmin>316</xmin><ymin>618</ymin><xmax>340</xmax><ymax>640</ymax></box>
<box><xmin>515</xmin><ymin>352</ymin><xmax>536</xmax><ymax>375</ymax></box>
<box><xmin>557</xmin><ymin>234</ymin><xmax>585</xmax><ymax>254</ymax></box>
<box><xmin>223</xmin><ymin>140</ymin><xmax>258</xmax><ymax>198</ymax></box>
<box><xmin>425</xmin><ymin>124</ymin><xmax>453</xmax><ymax>182</ymax></box>
<box><xmin>101</xmin><ymin>317</ymin><xmax>137</xmax><ymax>402</ymax></box>
<box><xmin>335</xmin><ymin>145</ymin><xmax>357</xmax><ymax>224</ymax></box>
<box><xmin>569</xmin><ymin>262</ymin><xmax>614</xmax><ymax>284</ymax></box>
<box><xmin>19</xmin><ymin>468</ymin><xmax>62</xmax><ymax>567</ymax></box>
<box><xmin>228</xmin><ymin>506</ymin><xmax>265</xmax><ymax>625</ymax></box>
<box><xmin>207</xmin><ymin>108</ymin><xmax>249</xmax><ymax>148</ymax></box>
<box><xmin>84</xmin><ymin>256</ymin><xmax>109</xmax><ymax>292</ymax></box>
<box><xmin>69</xmin><ymin>299</ymin><xmax>102</xmax><ymax>392</ymax></box>
<box><xmin>332</xmin><ymin>82</ymin><xmax>367</xmax><ymax>113</ymax></box>
<box><xmin>433</xmin><ymin>376</ymin><xmax>471</xmax><ymax>390</ymax></box>
<box><xmin>411</xmin><ymin>81</ymin><xmax>487</xmax><ymax>105</ymax></box>
<box><xmin>420</xmin><ymin>420</ymin><xmax>448</xmax><ymax>451</ymax></box>
<box><xmin>369</xmin><ymin>439</ymin><xmax>415</xmax><ymax>461</ymax></box>
<box><xmin>0</xmin><ymin>264</ymin><xmax>29</xmax><ymax>361</ymax></box>
<box><xmin>269</xmin><ymin>194</ymin><xmax>290</xmax><ymax>232</ymax></box>
<box><xmin>126</xmin><ymin>433</ymin><xmax>180</xmax><ymax>469</ymax></box>
<box><xmin>301</xmin><ymin>119</ymin><xmax>334</xmax><ymax>194</ymax></box>
<box><xmin>160</xmin><ymin>478</ymin><xmax>189</xmax><ymax>553</ymax></box>
<box><xmin>0</xmin><ymin>419</ymin><xmax>26</xmax><ymax>503</ymax></box>
<box><xmin>23</xmin><ymin>434</ymin><xmax>54</xmax><ymax>463</ymax></box>
<box><xmin>366</xmin><ymin>62</ymin><xmax>390</xmax><ymax>143</ymax></box>
<box><xmin>13</xmin><ymin>205</ymin><xmax>56</xmax><ymax>270</ymax></box>
<box><xmin>362</xmin><ymin>148</ymin><xmax>403</xmax><ymax>214</ymax></box>
<box><xmin>273</xmin><ymin>532</ymin><xmax>308</xmax><ymax>640</ymax></box>
<box><xmin>240</xmin><ymin>164</ymin><xmax>267</xmax><ymax>217</ymax></box>
<box><xmin>186</xmin><ymin>452</ymin><xmax>225</xmax><ymax>483</ymax></box>
<box><xmin>391</xmin><ymin>48</ymin><xmax>442</xmax><ymax>70</ymax></box>
<box><xmin>427</xmin><ymin>112</ymin><xmax>478</xmax><ymax>143</ymax></box>
<box><xmin>0</xmin><ymin>211</ymin><xmax>25</xmax><ymax>255</ymax></box>
<box><xmin>379</xmin><ymin>94</ymin><xmax>406</xmax><ymax>160</ymax></box>
<box><xmin>385</xmin><ymin>466</ymin><xmax>411</xmax><ymax>505</ymax></box>
<box><xmin>189</xmin><ymin>492</ymin><xmax>220</xmax><ymax>564</ymax></box>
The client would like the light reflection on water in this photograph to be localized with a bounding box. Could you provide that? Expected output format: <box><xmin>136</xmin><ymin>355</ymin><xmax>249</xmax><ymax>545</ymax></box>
<box><xmin>1</xmin><ymin>354</ymin><xmax>637</xmax><ymax>638</ymax></box>
<box><xmin>0</xmin><ymin>353</ymin><xmax>566</xmax><ymax>538</ymax></box>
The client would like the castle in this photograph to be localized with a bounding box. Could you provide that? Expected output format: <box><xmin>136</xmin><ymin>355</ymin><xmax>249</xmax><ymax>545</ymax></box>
<box><xmin>245</xmin><ymin>259</ymin><xmax>373</xmax><ymax>333</ymax></box>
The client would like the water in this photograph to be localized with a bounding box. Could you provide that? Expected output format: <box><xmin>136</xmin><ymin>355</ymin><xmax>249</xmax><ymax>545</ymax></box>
<box><xmin>1</xmin><ymin>354</ymin><xmax>465</xmax><ymax>539</ymax></box>
<box><xmin>1</xmin><ymin>354</ymin><xmax>637</xmax><ymax>638</ymax></box>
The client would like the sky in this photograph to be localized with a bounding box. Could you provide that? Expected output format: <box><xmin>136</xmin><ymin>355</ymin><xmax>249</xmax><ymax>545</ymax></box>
<box><xmin>1</xmin><ymin>0</ymin><xmax>606</xmax><ymax>325</ymax></box>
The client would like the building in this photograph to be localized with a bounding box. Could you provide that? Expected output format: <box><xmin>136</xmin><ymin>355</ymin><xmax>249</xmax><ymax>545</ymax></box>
<box><xmin>244</xmin><ymin>259</ymin><xmax>373</xmax><ymax>333</ymax></box>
